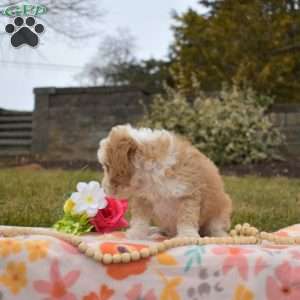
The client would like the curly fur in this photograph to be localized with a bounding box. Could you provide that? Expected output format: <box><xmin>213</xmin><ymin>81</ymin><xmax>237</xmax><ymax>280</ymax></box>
<box><xmin>98</xmin><ymin>125</ymin><xmax>232</xmax><ymax>239</ymax></box>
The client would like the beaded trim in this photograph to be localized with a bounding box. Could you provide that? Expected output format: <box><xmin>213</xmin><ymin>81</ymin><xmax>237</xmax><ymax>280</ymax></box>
<box><xmin>0</xmin><ymin>224</ymin><xmax>299</xmax><ymax>265</ymax></box>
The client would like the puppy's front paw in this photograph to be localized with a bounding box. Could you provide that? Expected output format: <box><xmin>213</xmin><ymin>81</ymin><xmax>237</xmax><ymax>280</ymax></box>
<box><xmin>177</xmin><ymin>226</ymin><xmax>200</xmax><ymax>238</ymax></box>
<box><xmin>126</xmin><ymin>228</ymin><xmax>148</xmax><ymax>240</ymax></box>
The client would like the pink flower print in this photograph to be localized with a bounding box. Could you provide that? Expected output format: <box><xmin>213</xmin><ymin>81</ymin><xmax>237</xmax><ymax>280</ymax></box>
<box><xmin>60</xmin><ymin>241</ymin><xmax>80</xmax><ymax>255</ymax></box>
<box><xmin>275</xmin><ymin>231</ymin><xmax>289</xmax><ymax>237</ymax></box>
<box><xmin>254</xmin><ymin>257</ymin><xmax>268</xmax><ymax>275</ymax></box>
<box><xmin>212</xmin><ymin>246</ymin><xmax>253</xmax><ymax>280</ymax></box>
<box><xmin>290</xmin><ymin>250</ymin><xmax>300</xmax><ymax>260</ymax></box>
<box><xmin>266</xmin><ymin>261</ymin><xmax>300</xmax><ymax>300</ymax></box>
<box><xmin>33</xmin><ymin>259</ymin><xmax>80</xmax><ymax>300</ymax></box>
<box><xmin>126</xmin><ymin>283</ymin><xmax>156</xmax><ymax>300</ymax></box>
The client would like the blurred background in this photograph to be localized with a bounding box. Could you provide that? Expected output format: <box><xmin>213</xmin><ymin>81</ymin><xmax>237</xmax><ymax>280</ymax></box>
<box><xmin>0</xmin><ymin>0</ymin><xmax>199</xmax><ymax>111</ymax></box>
<box><xmin>0</xmin><ymin>0</ymin><xmax>299</xmax><ymax>173</ymax></box>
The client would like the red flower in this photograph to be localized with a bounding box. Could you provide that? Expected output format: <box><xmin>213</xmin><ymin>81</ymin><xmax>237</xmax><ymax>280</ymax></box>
<box><xmin>91</xmin><ymin>197</ymin><xmax>128</xmax><ymax>233</ymax></box>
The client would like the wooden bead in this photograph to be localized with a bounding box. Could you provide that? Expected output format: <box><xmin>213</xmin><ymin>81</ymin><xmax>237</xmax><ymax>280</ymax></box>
<box><xmin>227</xmin><ymin>237</ymin><xmax>234</xmax><ymax>244</ymax></box>
<box><xmin>170</xmin><ymin>239</ymin><xmax>179</xmax><ymax>247</ymax></box>
<box><xmin>281</xmin><ymin>237</ymin><xmax>293</xmax><ymax>244</ymax></box>
<box><xmin>235</xmin><ymin>224</ymin><xmax>242</xmax><ymax>232</ymax></box>
<box><xmin>244</xmin><ymin>227</ymin><xmax>251</xmax><ymax>236</ymax></box>
<box><xmin>94</xmin><ymin>252</ymin><xmax>103</xmax><ymax>262</ymax></box>
<box><xmin>185</xmin><ymin>237</ymin><xmax>193</xmax><ymax>245</ymax></box>
<box><xmin>203</xmin><ymin>237</ymin><xmax>210</xmax><ymax>244</ymax></box>
<box><xmin>71</xmin><ymin>236</ymin><xmax>81</xmax><ymax>245</ymax></box>
<box><xmin>191</xmin><ymin>238</ymin><xmax>198</xmax><ymax>245</ymax></box>
<box><xmin>121</xmin><ymin>253</ymin><xmax>131</xmax><ymax>263</ymax></box>
<box><xmin>149</xmin><ymin>245</ymin><xmax>158</xmax><ymax>255</ymax></box>
<box><xmin>269</xmin><ymin>235</ymin><xmax>275</xmax><ymax>242</ymax></box>
<box><xmin>179</xmin><ymin>239</ymin><xmax>186</xmax><ymax>246</ymax></box>
<box><xmin>230</xmin><ymin>229</ymin><xmax>237</xmax><ymax>237</ymax></box>
<box><xmin>288</xmin><ymin>237</ymin><xmax>295</xmax><ymax>244</ymax></box>
<box><xmin>140</xmin><ymin>248</ymin><xmax>150</xmax><ymax>258</ymax></box>
<box><xmin>219</xmin><ymin>237</ymin><xmax>229</xmax><ymax>244</ymax></box>
<box><xmin>103</xmin><ymin>254</ymin><xmax>113</xmax><ymax>264</ymax></box>
<box><xmin>78</xmin><ymin>242</ymin><xmax>87</xmax><ymax>252</ymax></box>
<box><xmin>240</xmin><ymin>237</ymin><xmax>248</xmax><ymax>243</ymax></box>
<box><xmin>112</xmin><ymin>254</ymin><xmax>121</xmax><ymax>264</ymax></box>
<box><xmin>85</xmin><ymin>247</ymin><xmax>95</xmax><ymax>257</ymax></box>
<box><xmin>157</xmin><ymin>243</ymin><xmax>166</xmax><ymax>252</ymax></box>
<box><xmin>209</xmin><ymin>238</ymin><xmax>217</xmax><ymax>244</ymax></box>
<box><xmin>260</xmin><ymin>232</ymin><xmax>268</xmax><ymax>239</ymax></box>
<box><xmin>233</xmin><ymin>237</ymin><xmax>240</xmax><ymax>244</ymax></box>
<box><xmin>173</xmin><ymin>238</ymin><xmax>182</xmax><ymax>246</ymax></box>
<box><xmin>163</xmin><ymin>240</ymin><xmax>172</xmax><ymax>249</ymax></box>
<box><xmin>197</xmin><ymin>238</ymin><xmax>204</xmax><ymax>245</ymax></box>
<box><xmin>248</xmin><ymin>236</ymin><xmax>257</xmax><ymax>244</ymax></box>
<box><xmin>131</xmin><ymin>251</ymin><xmax>141</xmax><ymax>261</ymax></box>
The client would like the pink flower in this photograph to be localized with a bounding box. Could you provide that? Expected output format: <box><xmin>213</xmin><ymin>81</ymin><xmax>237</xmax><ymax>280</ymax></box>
<box><xmin>91</xmin><ymin>197</ymin><xmax>128</xmax><ymax>233</ymax></box>
<box><xmin>33</xmin><ymin>259</ymin><xmax>80</xmax><ymax>300</ymax></box>
<box><xmin>126</xmin><ymin>283</ymin><xmax>156</xmax><ymax>300</ymax></box>
<box><xmin>212</xmin><ymin>246</ymin><xmax>253</xmax><ymax>280</ymax></box>
<box><xmin>266</xmin><ymin>261</ymin><xmax>300</xmax><ymax>300</ymax></box>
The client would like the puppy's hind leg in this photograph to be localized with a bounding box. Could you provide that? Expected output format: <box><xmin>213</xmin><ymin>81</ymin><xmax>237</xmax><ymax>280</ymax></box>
<box><xmin>176</xmin><ymin>196</ymin><xmax>200</xmax><ymax>238</ymax></box>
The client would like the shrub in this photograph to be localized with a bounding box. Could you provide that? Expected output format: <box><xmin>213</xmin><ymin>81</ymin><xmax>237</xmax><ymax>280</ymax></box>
<box><xmin>140</xmin><ymin>85</ymin><xmax>284</xmax><ymax>165</ymax></box>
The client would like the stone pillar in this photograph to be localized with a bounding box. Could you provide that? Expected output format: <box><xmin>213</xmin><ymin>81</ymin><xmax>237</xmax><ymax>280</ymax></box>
<box><xmin>32</xmin><ymin>88</ymin><xmax>55</xmax><ymax>155</ymax></box>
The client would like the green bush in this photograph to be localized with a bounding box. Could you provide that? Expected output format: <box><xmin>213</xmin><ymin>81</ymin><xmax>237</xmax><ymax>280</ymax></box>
<box><xmin>140</xmin><ymin>85</ymin><xmax>284</xmax><ymax>165</ymax></box>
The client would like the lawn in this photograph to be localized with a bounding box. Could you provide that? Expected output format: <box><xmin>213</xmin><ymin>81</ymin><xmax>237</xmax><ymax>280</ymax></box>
<box><xmin>0</xmin><ymin>168</ymin><xmax>300</xmax><ymax>232</ymax></box>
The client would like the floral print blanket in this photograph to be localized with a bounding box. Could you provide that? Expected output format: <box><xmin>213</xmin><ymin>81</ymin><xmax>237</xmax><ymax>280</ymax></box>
<box><xmin>1</xmin><ymin>225</ymin><xmax>300</xmax><ymax>300</ymax></box>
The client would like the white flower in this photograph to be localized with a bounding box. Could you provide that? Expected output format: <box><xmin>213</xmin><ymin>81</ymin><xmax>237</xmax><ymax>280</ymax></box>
<box><xmin>70</xmin><ymin>181</ymin><xmax>107</xmax><ymax>217</ymax></box>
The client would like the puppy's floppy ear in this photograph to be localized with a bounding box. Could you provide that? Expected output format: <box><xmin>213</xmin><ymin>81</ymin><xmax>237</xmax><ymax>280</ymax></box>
<box><xmin>107</xmin><ymin>130</ymin><xmax>137</xmax><ymax>185</ymax></box>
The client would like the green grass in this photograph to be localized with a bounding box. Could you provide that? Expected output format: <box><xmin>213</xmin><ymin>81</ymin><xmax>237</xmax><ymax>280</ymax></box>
<box><xmin>0</xmin><ymin>168</ymin><xmax>300</xmax><ymax>232</ymax></box>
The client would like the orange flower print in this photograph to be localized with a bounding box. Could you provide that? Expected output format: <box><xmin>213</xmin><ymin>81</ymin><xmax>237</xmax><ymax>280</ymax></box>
<box><xmin>26</xmin><ymin>240</ymin><xmax>49</xmax><ymax>262</ymax></box>
<box><xmin>0</xmin><ymin>261</ymin><xmax>27</xmax><ymax>294</ymax></box>
<box><xmin>233</xmin><ymin>284</ymin><xmax>254</xmax><ymax>300</ymax></box>
<box><xmin>83</xmin><ymin>284</ymin><xmax>114</xmax><ymax>300</ymax></box>
<box><xmin>158</xmin><ymin>271</ymin><xmax>181</xmax><ymax>300</ymax></box>
<box><xmin>212</xmin><ymin>246</ymin><xmax>254</xmax><ymax>280</ymax></box>
<box><xmin>33</xmin><ymin>259</ymin><xmax>80</xmax><ymax>300</ymax></box>
<box><xmin>0</xmin><ymin>239</ymin><xmax>22</xmax><ymax>257</ymax></box>
<box><xmin>100</xmin><ymin>242</ymin><xmax>150</xmax><ymax>280</ymax></box>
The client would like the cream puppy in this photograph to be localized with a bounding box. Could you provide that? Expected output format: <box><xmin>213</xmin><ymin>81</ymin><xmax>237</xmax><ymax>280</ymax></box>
<box><xmin>98</xmin><ymin>125</ymin><xmax>232</xmax><ymax>239</ymax></box>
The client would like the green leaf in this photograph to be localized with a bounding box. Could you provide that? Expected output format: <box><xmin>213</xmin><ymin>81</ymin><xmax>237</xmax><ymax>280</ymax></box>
<box><xmin>53</xmin><ymin>213</ymin><xmax>93</xmax><ymax>235</ymax></box>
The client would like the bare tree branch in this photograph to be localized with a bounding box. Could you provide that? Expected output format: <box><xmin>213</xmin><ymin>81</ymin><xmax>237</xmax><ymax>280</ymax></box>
<box><xmin>272</xmin><ymin>43</ymin><xmax>300</xmax><ymax>55</ymax></box>
<box><xmin>76</xmin><ymin>28</ymin><xmax>137</xmax><ymax>85</ymax></box>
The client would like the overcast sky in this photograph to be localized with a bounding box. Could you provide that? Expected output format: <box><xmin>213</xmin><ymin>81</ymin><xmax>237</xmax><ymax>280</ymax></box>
<box><xmin>0</xmin><ymin>0</ymin><xmax>201</xmax><ymax>111</ymax></box>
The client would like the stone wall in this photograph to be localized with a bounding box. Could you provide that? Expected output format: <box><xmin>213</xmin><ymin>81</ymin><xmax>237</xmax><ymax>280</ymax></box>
<box><xmin>32</xmin><ymin>87</ymin><xmax>300</xmax><ymax>162</ymax></box>
<box><xmin>32</xmin><ymin>86</ymin><xmax>151</xmax><ymax>161</ymax></box>
<box><xmin>269</xmin><ymin>104</ymin><xmax>300</xmax><ymax>156</ymax></box>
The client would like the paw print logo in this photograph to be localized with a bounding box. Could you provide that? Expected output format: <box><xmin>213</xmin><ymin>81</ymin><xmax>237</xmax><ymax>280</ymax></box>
<box><xmin>5</xmin><ymin>16</ymin><xmax>44</xmax><ymax>48</ymax></box>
